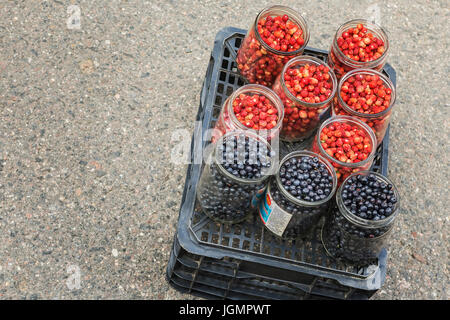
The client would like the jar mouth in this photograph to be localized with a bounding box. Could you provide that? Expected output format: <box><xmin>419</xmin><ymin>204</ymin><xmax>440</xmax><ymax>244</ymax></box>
<box><xmin>213</xmin><ymin>130</ymin><xmax>277</xmax><ymax>184</ymax></box>
<box><xmin>336</xmin><ymin>68</ymin><xmax>396</xmax><ymax>118</ymax></box>
<box><xmin>336</xmin><ymin>170</ymin><xmax>400</xmax><ymax>228</ymax></box>
<box><xmin>227</xmin><ymin>84</ymin><xmax>285</xmax><ymax>134</ymax></box>
<box><xmin>280</xmin><ymin>55</ymin><xmax>338</xmax><ymax>108</ymax></box>
<box><xmin>332</xmin><ymin>19</ymin><xmax>389</xmax><ymax>68</ymax></box>
<box><xmin>316</xmin><ymin>115</ymin><xmax>377</xmax><ymax>167</ymax></box>
<box><xmin>274</xmin><ymin>150</ymin><xmax>337</xmax><ymax>207</ymax></box>
<box><xmin>253</xmin><ymin>5</ymin><xmax>310</xmax><ymax>57</ymax></box>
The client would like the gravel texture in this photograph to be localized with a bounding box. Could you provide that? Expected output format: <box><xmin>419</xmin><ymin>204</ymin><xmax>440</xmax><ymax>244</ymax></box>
<box><xmin>0</xmin><ymin>0</ymin><xmax>448</xmax><ymax>300</ymax></box>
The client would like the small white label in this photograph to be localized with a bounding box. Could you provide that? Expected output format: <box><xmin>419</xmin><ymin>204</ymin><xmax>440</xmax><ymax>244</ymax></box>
<box><xmin>258</xmin><ymin>189</ymin><xmax>292</xmax><ymax>237</ymax></box>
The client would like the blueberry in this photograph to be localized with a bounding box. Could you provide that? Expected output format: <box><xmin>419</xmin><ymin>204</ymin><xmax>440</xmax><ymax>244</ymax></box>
<box><xmin>300</xmin><ymin>163</ymin><xmax>309</xmax><ymax>170</ymax></box>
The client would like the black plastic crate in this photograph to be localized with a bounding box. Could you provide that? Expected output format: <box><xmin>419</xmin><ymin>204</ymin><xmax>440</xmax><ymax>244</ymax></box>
<box><xmin>167</xmin><ymin>27</ymin><xmax>396</xmax><ymax>300</ymax></box>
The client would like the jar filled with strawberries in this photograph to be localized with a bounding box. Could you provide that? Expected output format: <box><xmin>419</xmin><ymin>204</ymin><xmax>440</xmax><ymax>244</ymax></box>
<box><xmin>328</xmin><ymin>19</ymin><xmax>389</xmax><ymax>80</ymax></box>
<box><xmin>271</xmin><ymin>55</ymin><xmax>337</xmax><ymax>142</ymax></box>
<box><xmin>332</xmin><ymin>69</ymin><xmax>396</xmax><ymax>145</ymax></box>
<box><xmin>311</xmin><ymin>115</ymin><xmax>377</xmax><ymax>186</ymax></box>
<box><xmin>212</xmin><ymin>84</ymin><xmax>284</xmax><ymax>142</ymax></box>
<box><xmin>236</xmin><ymin>5</ymin><xmax>310</xmax><ymax>87</ymax></box>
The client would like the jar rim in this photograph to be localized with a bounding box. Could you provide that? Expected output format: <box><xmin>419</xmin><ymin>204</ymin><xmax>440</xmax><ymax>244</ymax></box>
<box><xmin>336</xmin><ymin>170</ymin><xmax>400</xmax><ymax>228</ymax></box>
<box><xmin>226</xmin><ymin>84</ymin><xmax>285</xmax><ymax>134</ymax></box>
<box><xmin>336</xmin><ymin>68</ymin><xmax>396</xmax><ymax>118</ymax></box>
<box><xmin>274</xmin><ymin>150</ymin><xmax>337</xmax><ymax>206</ymax></box>
<box><xmin>253</xmin><ymin>5</ymin><xmax>310</xmax><ymax>56</ymax></box>
<box><xmin>280</xmin><ymin>55</ymin><xmax>338</xmax><ymax>108</ymax></box>
<box><xmin>213</xmin><ymin>130</ymin><xmax>277</xmax><ymax>184</ymax></box>
<box><xmin>332</xmin><ymin>19</ymin><xmax>389</xmax><ymax>68</ymax></box>
<box><xmin>315</xmin><ymin>115</ymin><xmax>378</xmax><ymax>167</ymax></box>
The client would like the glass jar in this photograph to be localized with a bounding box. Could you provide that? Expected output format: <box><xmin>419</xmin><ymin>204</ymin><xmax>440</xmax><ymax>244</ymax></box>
<box><xmin>327</xmin><ymin>19</ymin><xmax>389</xmax><ymax>80</ymax></box>
<box><xmin>311</xmin><ymin>115</ymin><xmax>377</xmax><ymax>186</ymax></box>
<box><xmin>321</xmin><ymin>171</ymin><xmax>400</xmax><ymax>265</ymax></box>
<box><xmin>258</xmin><ymin>150</ymin><xmax>337</xmax><ymax>239</ymax></box>
<box><xmin>271</xmin><ymin>55</ymin><xmax>337</xmax><ymax>142</ymax></box>
<box><xmin>197</xmin><ymin>131</ymin><xmax>276</xmax><ymax>224</ymax></box>
<box><xmin>332</xmin><ymin>68</ymin><xmax>396</xmax><ymax>146</ymax></box>
<box><xmin>236</xmin><ymin>5</ymin><xmax>310</xmax><ymax>87</ymax></box>
<box><xmin>212</xmin><ymin>84</ymin><xmax>284</xmax><ymax>143</ymax></box>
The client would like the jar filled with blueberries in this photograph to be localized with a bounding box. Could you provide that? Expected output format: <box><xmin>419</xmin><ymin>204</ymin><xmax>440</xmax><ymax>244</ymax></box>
<box><xmin>197</xmin><ymin>131</ymin><xmax>276</xmax><ymax>224</ymax></box>
<box><xmin>321</xmin><ymin>171</ymin><xmax>400</xmax><ymax>265</ymax></box>
<box><xmin>258</xmin><ymin>150</ymin><xmax>337</xmax><ymax>239</ymax></box>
